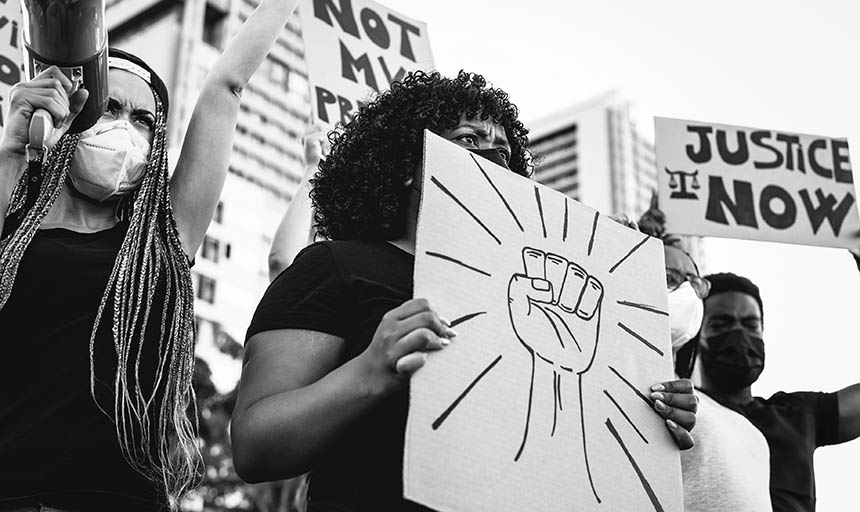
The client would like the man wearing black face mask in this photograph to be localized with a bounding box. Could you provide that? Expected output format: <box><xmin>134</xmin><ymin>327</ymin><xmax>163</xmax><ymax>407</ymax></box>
<box><xmin>697</xmin><ymin>272</ymin><xmax>860</xmax><ymax>512</ymax></box>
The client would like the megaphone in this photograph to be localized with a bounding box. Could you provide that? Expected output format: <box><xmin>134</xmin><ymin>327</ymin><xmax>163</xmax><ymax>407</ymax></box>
<box><xmin>20</xmin><ymin>0</ymin><xmax>109</xmax><ymax>153</ymax></box>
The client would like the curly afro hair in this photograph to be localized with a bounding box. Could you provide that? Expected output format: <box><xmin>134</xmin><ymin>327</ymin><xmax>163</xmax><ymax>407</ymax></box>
<box><xmin>310</xmin><ymin>70</ymin><xmax>533</xmax><ymax>241</ymax></box>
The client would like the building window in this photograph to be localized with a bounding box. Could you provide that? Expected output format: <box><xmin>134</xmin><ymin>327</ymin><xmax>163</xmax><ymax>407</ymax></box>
<box><xmin>197</xmin><ymin>275</ymin><xmax>217</xmax><ymax>304</ymax></box>
<box><xmin>267</xmin><ymin>59</ymin><xmax>290</xmax><ymax>89</ymax></box>
<box><xmin>201</xmin><ymin>235</ymin><xmax>221</xmax><ymax>263</ymax></box>
<box><xmin>213</xmin><ymin>201</ymin><xmax>224</xmax><ymax>223</ymax></box>
<box><xmin>203</xmin><ymin>4</ymin><xmax>229</xmax><ymax>50</ymax></box>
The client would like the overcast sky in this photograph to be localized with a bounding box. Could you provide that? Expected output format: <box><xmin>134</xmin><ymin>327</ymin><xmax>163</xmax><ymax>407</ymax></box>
<box><xmin>379</xmin><ymin>0</ymin><xmax>859</xmax><ymax>509</ymax></box>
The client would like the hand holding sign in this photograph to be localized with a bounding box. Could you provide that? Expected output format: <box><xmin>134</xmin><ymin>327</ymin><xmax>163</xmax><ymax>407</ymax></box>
<box><xmin>508</xmin><ymin>247</ymin><xmax>603</xmax><ymax>374</ymax></box>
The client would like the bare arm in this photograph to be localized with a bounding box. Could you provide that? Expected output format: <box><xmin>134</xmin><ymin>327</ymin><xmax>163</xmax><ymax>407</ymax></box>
<box><xmin>268</xmin><ymin>165</ymin><xmax>316</xmax><ymax>280</ymax></box>
<box><xmin>0</xmin><ymin>154</ymin><xmax>25</xmax><ymax>237</ymax></box>
<box><xmin>0</xmin><ymin>67</ymin><xmax>87</xmax><ymax>237</ymax></box>
<box><xmin>232</xmin><ymin>329</ymin><xmax>388</xmax><ymax>482</ymax></box>
<box><xmin>268</xmin><ymin>126</ymin><xmax>330</xmax><ymax>280</ymax></box>
<box><xmin>837</xmin><ymin>383</ymin><xmax>860</xmax><ymax>443</ymax></box>
<box><xmin>231</xmin><ymin>299</ymin><xmax>456</xmax><ymax>483</ymax></box>
<box><xmin>170</xmin><ymin>0</ymin><xmax>299</xmax><ymax>257</ymax></box>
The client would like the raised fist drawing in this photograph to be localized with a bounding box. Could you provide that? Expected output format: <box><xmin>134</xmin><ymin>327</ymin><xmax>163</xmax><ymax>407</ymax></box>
<box><xmin>508</xmin><ymin>247</ymin><xmax>604</xmax><ymax>374</ymax></box>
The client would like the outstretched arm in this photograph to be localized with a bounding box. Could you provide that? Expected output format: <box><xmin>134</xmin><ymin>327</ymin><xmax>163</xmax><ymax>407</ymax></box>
<box><xmin>837</xmin><ymin>383</ymin><xmax>860</xmax><ymax>443</ymax></box>
<box><xmin>169</xmin><ymin>0</ymin><xmax>300</xmax><ymax>257</ymax></box>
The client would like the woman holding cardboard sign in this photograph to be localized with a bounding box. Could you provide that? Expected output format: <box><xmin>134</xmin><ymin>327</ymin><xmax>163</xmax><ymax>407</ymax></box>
<box><xmin>233</xmin><ymin>70</ymin><xmax>697</xmax><ymax>511</ymax></box>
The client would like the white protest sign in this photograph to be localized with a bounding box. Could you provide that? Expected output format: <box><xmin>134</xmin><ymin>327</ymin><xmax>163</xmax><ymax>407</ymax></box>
<box><xmin>0</xmin><ymin>2</ymin><xmax>23</xmax><ymax>138</ymax></box>
<box><xmin>298</xmin><ymin>0</ymin><xmax>434</xmax><ymax>127</ymax></box>
<box><xmin>404</xmin><ymin>131</ymin><xmax>683</xmax><ymax>512</ymax></box>
<box><xmin>655</xmin><ymin>117</ymin><xmax>860</xmax><ymax>248</ymax></box>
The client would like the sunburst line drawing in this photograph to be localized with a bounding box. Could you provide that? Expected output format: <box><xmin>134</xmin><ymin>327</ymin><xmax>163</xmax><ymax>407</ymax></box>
<box><xmin>422</xmin><ymin>152</ymin><xmax>668</xmax><ymax>508</ymax></box>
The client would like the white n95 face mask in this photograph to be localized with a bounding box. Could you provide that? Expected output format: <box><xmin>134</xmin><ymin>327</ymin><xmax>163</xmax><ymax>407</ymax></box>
<box><xmin>68</xmin><ymin>119</ymin><xmax>151</xmax><ymax>202</ymax></box>
<box><xmin>668</xmin><ymin>281</ymin><xmax>704</xmax><ymax>350</ymax></box>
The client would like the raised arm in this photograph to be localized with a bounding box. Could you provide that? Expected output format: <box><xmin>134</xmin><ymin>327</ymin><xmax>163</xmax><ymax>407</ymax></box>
<box><xmin>268</xmin><ymin>170</ymin><xmax>315</xmax><ymax>280</ymax></box>
<box><xmin>169</xmin><ymin>0</ymin><xmax>299</xmax><ymax>257</ymax></box>
<box><xmin>836</xmin><ymin>383</ymin><xmax>860</xmax><ymax>443</ymax></box>
<box><xmin>268</xmin><ymin>127</ymin><xmax>330</xmax><ymax>280</ymax></box>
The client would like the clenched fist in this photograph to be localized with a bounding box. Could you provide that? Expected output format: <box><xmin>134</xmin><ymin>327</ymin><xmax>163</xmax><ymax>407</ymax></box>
<box><xmin>507</xmin><ymin>247</ymin><xmax>603</xmax><ymax>374</ymax></box>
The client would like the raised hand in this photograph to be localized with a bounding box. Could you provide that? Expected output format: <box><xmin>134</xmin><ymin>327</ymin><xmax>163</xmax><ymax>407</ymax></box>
<box><xmin>507</xmin><ymin>247</ymin><xmax>604</xmax><ymax>374</ymax></box>
<box><xmin>302</xmin><ymin>123</ymin><xmax>332</xmax><ymax>168</ymax></box>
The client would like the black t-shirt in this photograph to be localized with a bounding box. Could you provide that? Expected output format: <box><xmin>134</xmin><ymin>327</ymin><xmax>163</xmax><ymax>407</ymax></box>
<box><xmin>246</xmin><ymin>240</ymin><xmax>432</xmax><ymax>512</ymax></box>
<box><xmin>0</xmin><ymin>224</ymin><xmax>164</xmax><ymax>511</ymax></box>
<box><xmin>740</xmin><ymin>391</ymin><xmax>840</xmax><ymax>512</ymax></box>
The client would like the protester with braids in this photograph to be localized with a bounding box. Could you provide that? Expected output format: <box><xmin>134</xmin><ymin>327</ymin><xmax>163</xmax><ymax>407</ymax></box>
<box><xmin>232</xmin><ymin>70</ymin><xmax>698</xmax><ymax>511</ymax></box>
<box><xmin>0</xmin><ymin>1</ymin><xmax>300</xmax><ymax>510</ymax></box>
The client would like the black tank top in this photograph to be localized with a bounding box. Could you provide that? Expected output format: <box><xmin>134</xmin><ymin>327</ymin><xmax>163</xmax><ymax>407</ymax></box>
<box><xmin>0</xmin><ymin>223</ymin><xmax>165</xmax><ymax>510</ymax></box>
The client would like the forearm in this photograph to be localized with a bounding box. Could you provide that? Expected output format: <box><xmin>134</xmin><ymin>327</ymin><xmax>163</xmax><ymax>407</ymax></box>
<box><xmin>207</xmin><ymin>0</ymin><xmax>299</xmax><ymax>91</ymax></box>
<box><xmin>268</xmin><ymin>166</ymin><xmax>316</xmax><ymax>280</ymax></box>
<box><xmin>0</xmin><ymin>150</ymin><xmax>27</xmax><ymax>236</ymax></box>
<box><xmin>169</xmin><ymin>0</ymin><xmax>300</xmax><ymax>255</ymax></box>
<box><xmin>232</xmin><ymin>355</ymin><xmax>398</xmax><ymax>482</ymax></box>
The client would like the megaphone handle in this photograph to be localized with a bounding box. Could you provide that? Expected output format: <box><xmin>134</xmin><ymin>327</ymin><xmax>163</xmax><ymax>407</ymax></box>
<box><xmin>27</xmin><ymin>109</ymin><xmax>54</xmax><ymax>161</ymax></box>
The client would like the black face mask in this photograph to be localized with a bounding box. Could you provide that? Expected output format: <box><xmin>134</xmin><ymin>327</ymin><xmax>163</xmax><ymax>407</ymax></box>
<box><xmin>469</xmin><ymin>147</ymin><xmax>510</xmax><ymax>170</ymax></box>
<box><xmin>700</xmin><ymin>329</ymin><xmax>765</xmax><ymax>392</ymax></box>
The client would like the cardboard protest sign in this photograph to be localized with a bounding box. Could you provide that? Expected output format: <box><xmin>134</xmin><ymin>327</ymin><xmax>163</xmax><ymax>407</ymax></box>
<box><xmin>0</xmin><ymin>2</ymin><xmax>23</xmax><ymax>138</ymax></box>
<box><xmin>655</xmin><ymin>117</ymin><xmax>860</xmax><ymax>248</ymax></box>
<box><xmin>298</xmin><ymin>0</ymin><xmax>434</xmax><ymax>127</ymax></box>
<box><xmin>404</xmin><ymin>131</ymin><xmax>683</xmax><ymax>512</ymax></box>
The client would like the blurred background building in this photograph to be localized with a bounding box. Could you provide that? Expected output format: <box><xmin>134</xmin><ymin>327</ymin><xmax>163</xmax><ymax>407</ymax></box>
<box><xmin>528</xmin><ymin>91</ymin><xmax>705</xmax><ymax>266</ymax></box>
<box><xmin>108</xmin><ymin>0</ymin><xmax>311</xmax><ymax>394</ymax></box>
<box><xmin>528</xmin><ymin>90</ymin><xmax>656</xmax><ymax>217</ymax></box>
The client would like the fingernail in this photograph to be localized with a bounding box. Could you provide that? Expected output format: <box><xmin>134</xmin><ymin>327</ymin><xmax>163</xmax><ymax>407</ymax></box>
<box><xmin>532</xmin><ymin>279</ymin><xmax>550</xmax><ymax>291</ymax></box>
<box><xmin>650</xmin><ymin>384</ymin><xmax>665</xmax><ymax>392</ymax></box>
<box><xmin>654</xmin><ymin>400</ymin><xmax>667</xmax><ymax>412</ymax></box>
<box><xmin>666</xmin><ymin>419</ymin><xmax>678</xmax><ymax>430</ymax></box>
<box><xmin>446</xmin><ymin>328</ymin><xmax>459</xmax><ymax>338</ymax></box>
<box><xmin>440</xmin><ymin>317</ymin><xmax>451</xmax><ymax>327</ymax></box>
<box><xmin>650</xmin><ymin>392</ymin><xmax>665</xmax><ymax>401</ymax></box>
<box><xmin>441</xmin><ymin>337</ymin><xmax>450</xmax><ymax>346</ymax></box>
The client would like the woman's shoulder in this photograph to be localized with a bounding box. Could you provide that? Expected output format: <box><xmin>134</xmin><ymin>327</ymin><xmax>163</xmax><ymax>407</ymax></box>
<box><xmin>300</xmin><ymin>239</ymin><xmax>410</xmax><ymax>270</ymax></box>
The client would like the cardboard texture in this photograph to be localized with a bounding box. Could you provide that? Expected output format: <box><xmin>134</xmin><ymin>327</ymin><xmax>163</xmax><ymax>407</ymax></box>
<box><xmin>655</xmin><ymin>117</ymin><xmax>860</xmax><ymax>249</ymax></box>
<box><xmin>298</xmin><ymin>0</ymin><xmax>434</xmax><ymax>128</ymax></box>
<box><xmin>0</xmin><ymin>2</ymin><xmax>23</xmax><ymax>139</ymax></box>
<box><xmin>405</xmin><ymin>131</ymin><xmax>683</xmax><ymax>512</ymax></box>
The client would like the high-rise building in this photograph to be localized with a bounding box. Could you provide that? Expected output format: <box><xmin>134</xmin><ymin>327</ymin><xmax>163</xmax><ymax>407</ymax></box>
<box><xmin>107</xmin><ymin>0</ymin><xmax>310</xmax><ymax>390</ymax></box>
<box><xmin>528</xmin><ymin>91</ymin><xmax>704</xmax><ymax>266</ymax></box>
<box><xmin>528</xmin><ymin>91</ymin><xmax>656</xmax><ymax>217</ymax></box>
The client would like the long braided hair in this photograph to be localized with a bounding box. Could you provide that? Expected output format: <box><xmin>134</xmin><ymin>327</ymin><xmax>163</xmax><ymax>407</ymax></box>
<box><xmin>0</xmin><ymin>49</ymin><xmax>200</xmax><ymax>507</ymax></box>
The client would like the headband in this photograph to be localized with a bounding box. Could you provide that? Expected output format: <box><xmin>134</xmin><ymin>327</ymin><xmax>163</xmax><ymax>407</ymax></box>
<box><xmin>108</xmin><ymin>48</ymin><xmax>170</xmax><ymax>115</ymax></box>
